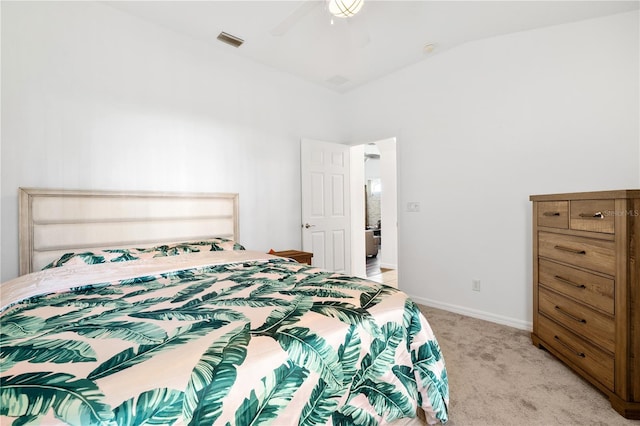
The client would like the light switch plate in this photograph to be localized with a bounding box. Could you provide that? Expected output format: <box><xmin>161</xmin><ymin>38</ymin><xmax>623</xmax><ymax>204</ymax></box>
<box><xmin>407</xmin><ymin>202</ymin><xmax>420</xmax><ymax>212</ymax></box>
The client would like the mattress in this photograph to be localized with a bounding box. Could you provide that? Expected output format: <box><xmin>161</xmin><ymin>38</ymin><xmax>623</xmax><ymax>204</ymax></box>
<box><xmin>1</xmin><ymin>246</ymin><xmax>449</xmax><ymax>425</ymax></box>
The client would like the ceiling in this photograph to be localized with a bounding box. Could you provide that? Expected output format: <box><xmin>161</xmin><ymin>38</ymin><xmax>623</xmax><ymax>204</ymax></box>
<box><xmin>105</xmin><ymin>1</ymin><xmax>639</xmax><ymax>93</ymax></box>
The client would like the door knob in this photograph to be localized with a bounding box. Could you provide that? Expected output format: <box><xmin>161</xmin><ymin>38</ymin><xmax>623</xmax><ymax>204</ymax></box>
<box><xmin>303</xmin><ymin>223</ymin><xmax>315</xmax><ymax>229</ymax></box>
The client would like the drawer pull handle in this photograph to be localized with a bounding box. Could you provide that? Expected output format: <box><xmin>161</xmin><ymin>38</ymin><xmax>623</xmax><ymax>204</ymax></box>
<box><xmin>543</xmin><ymin>212</ymin><xmax>561</xmax><ymax>217</ymax></box>
<box><xmin>554</xmin><ymin>275</ymin><xmax>586</xmax><ymax>289</ymax></box>
<box><xmin>554</xmin><ymin>335</ymin><xmax>586</xmax><ymax>358</ymax></box>
<box><xmin>578</xmin><ymin>211</ymin><xmax>605</xmax><ymax>219</ymax></box>
<box><xmin>554</xmin><ymin>245</ymin><xmax>586</xmax><ymax>255</ymax></box>
<box><xmin>554</xmin><ymin>305</ymin><xmax>587</xmax><ymax>324</ymax></box>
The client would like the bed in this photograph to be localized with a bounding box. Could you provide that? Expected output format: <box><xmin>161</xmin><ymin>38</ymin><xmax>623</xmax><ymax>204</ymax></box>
<box><xmin>1</xmin><ymin>188</ymin><xmax>449</xmax><ymax>425</ymax></box>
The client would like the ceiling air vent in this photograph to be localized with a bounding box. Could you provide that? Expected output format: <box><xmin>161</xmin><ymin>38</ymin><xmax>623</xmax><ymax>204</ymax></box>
<box><xmin>217</xmin><ymin>32</ymin><xmax>244</xmax><ymax>48</ymax></box>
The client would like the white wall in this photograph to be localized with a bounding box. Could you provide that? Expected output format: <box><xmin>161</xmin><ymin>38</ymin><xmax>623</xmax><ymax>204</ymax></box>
<box><xmin>0</xmin><ymin>1</ymin><xmax>344</xmax><ymax>281</ymax></box>
<box><xmin>2</xmin><ymin>3</ymin><xmax>638</xmax><ymax>332</ymax></box>
<box><xmin>342</xmin><ymin>11</ymin><xmax>640</xmax><ymax>329</ymax></box>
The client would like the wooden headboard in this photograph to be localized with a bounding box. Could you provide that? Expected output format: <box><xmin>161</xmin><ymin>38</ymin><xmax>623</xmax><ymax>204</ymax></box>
<box><xmin>19</xmin><ymin>188</ymin><xmax>239</xmax><ymax>275</ymax></box>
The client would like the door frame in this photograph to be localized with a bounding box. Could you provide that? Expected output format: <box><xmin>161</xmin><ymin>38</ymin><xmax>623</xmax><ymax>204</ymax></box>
<box><xmin>349</xmin><ymin>137</ymin><xmax>398</xmax><ymax>279</ymax></box>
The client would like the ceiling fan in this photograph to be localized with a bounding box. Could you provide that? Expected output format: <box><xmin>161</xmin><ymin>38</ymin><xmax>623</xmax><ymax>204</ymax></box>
<box><xmin>270</xmin><ymin>0</ymin><xmax>366</xmax><ymax>37</ymax></box>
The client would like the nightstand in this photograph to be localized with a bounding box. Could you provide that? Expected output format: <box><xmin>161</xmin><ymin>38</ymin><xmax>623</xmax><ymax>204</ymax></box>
<box><xmin>269</xmin><ymin>250</ymin><xmax>313</xmax><ymax>265</ymax></box>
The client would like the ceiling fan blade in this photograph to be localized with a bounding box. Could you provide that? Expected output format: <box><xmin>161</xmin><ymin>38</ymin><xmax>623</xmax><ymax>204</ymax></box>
<box><xmin>270</xmin><ymin>1</ymin><xmax>322</xmax><ymax>37</ymax></box>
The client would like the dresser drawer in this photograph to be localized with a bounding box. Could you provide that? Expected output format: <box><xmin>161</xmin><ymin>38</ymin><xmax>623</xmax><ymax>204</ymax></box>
<box><xmin>570</xmin><ymin>200</ymin><xmax>615</xmax><ymax>234</ymax></box>
<box><xmin>539</xmin><ymin>258</ymin><xmax>614</xmax><ymax>315</ymax></box>
<box><xmin>537</xmin><ymin>201</ymin><xmax>569</xmax><ymax>229</ymax></box>
<box><xmin>539</xmin><ymin>287</ymin><xmax>615</xmax><ymax>353</ymax></box>
<box><xmin>538</xmin><ymin>231</ymin><xmax>615</xmax><ymax>276</ymax></box>
<box><xmin>537</xmin><ymin>314</ymin><xmax>614</xmax><ymax>391</ymax></box>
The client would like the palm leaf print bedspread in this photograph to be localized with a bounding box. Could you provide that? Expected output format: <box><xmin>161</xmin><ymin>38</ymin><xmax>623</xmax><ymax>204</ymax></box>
<box><xmin>1</xmin><ymin>253</ymin><xmax>449</xmax><ymax>425</ymax></box>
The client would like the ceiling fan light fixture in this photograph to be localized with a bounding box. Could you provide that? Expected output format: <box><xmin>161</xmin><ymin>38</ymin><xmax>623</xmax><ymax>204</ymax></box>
<box><xmin>328</xmin><ymin>0</ymin><xmax>364</xmax><ymax>18</ymax></box>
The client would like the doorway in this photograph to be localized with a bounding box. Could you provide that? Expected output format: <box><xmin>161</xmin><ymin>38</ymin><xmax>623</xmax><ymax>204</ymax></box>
<box><xmin>299</xmin><ymin>137</ymin><xmax>397</xmax><ymax>284</ymax></box>
<box><xmin>349</xmin><ymin>138</ymin><xmax>398</xmax><ymax>286</ymax></box>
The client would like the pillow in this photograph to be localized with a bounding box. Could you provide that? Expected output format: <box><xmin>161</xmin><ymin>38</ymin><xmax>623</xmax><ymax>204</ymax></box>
<box><xmin>43</xmin><ymin>238</ymin><xmax>246</xmax><ymax>270</ymax></box>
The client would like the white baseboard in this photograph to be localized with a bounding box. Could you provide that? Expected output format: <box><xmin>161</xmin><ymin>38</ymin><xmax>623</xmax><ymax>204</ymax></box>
<box><xmin>379</xmin><ymin>262</ymin><xmax>397</xmax><ymax>270</ymax></box>
<box><xmin>408</xmin><ymin>294</ymin><xmax>533</xmax><ymax>332</ymax></box>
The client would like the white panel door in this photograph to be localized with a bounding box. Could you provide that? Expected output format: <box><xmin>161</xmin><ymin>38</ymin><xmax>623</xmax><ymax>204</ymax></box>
<box><xmin>301</xmin><ymin>139</ymin><xmax>351</xmax><ymax>273</ymax></box>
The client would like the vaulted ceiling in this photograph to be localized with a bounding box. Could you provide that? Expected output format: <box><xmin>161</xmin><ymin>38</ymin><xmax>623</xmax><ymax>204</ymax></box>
<box><xmin>106</xmin><ymin>1</ymin><xmax>639</xmax><ymax>93</ymax></box>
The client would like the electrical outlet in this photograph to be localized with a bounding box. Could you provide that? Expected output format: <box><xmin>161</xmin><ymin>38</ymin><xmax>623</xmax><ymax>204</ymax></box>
<box><xmin>472</xmin><ymin>279</ymin><xmax>481</xmax><ymax>292</ymax></box>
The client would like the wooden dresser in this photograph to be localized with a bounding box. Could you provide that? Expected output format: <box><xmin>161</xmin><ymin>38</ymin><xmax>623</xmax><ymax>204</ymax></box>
<box><xmin>531</xmin><ymin>190</ymin><xmax>640</xmax><ymax>419</ymax></box>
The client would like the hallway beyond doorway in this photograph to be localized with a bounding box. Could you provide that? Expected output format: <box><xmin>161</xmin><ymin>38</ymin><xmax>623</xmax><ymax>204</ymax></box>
<box><xmin>366</xmin><ymin>254</ymin><xmax>397</xmax><ymax>287</ymax></box>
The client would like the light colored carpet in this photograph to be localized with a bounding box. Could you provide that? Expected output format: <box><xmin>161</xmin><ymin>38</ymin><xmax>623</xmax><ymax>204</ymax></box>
<box><xmin>417</xmin><ymin>305</ymin><xmax>639</xmax><ymax>426</ymax></box>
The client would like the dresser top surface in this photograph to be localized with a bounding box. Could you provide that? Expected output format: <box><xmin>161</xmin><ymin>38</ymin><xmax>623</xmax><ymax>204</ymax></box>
<box><xmin>530</xmin><ymin>190</ymin><xmax>640</xmax><ymax>201</ymax></box>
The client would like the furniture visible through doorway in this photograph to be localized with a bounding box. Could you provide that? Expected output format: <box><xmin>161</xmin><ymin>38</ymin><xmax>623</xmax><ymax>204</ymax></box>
<box><xmin>365</xmin><ymin>229</ymin><xmax>380</xmax><ymax>257</ymax></box>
